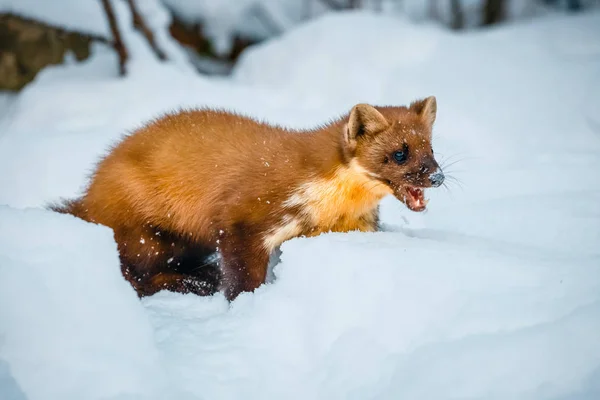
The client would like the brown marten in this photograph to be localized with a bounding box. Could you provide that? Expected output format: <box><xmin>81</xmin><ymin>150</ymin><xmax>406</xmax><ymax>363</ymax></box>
<box><xmin>50</xmin><ymin>96</ymin><xmax>445</xmax><ymax>300</ymax></box>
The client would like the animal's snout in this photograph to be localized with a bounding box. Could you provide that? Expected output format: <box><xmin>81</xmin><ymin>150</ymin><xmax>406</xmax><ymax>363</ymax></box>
<box><xmin>429</xmin><ymin>170</ymin><xmax>445</xmax><ymax>187</ymax></box>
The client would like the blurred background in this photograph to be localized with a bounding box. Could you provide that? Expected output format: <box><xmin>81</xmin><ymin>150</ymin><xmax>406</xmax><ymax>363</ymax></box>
<box><xmin>1</xmin><ymin>0</ymin><xmax>598</xmax><ymax>90</ymax></box>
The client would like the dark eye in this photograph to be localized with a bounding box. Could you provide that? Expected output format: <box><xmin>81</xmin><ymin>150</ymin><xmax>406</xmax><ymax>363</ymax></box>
<box><xmin>393</xmin><ymin>150</ymin><xmax>407</xmax><ymax>164</ymax></box>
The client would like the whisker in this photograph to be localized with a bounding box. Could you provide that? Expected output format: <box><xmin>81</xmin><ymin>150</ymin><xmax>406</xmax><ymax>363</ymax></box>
<box><xmin>437</xmin><ymin>152</ymin><xmax>477</xmax><ymax>174</ymax></box>
<box><xmin>442</xmin><ymin>169</ymin><xmax>467</xmax><ymax>175</ymax></box>
<box><xmin>443</xmin><ymin>176</ymin><xmax>464</xmax><ymax>191</ymax></box>
<box><xmin>441</xmin><ymin>181</ymin><xmax>457</xmax><ymax>199</ymax></box>
<box><xmin>441</xmin><ymin>159</ymin><xmax>466</xmax><ymax>170</ymax></box>
<box><xmin>435</xmin><ymin>151</ymin><xmax>468</xmax><ymax>159</ymax></box>
<box><xmin>445</xmin><ymin>175</ymin><xmax>464</xmax><ymax>185</ymax></box>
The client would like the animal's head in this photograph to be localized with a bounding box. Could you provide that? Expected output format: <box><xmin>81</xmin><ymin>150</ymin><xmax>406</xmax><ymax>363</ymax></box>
<box><xmin>343</xmin><ymin>96</ymin><xmax>444</xmax><ymax>212</ymax></box>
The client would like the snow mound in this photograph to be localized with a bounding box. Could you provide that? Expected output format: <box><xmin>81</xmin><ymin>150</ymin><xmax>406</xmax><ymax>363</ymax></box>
<box><xmin>145</xmin><ymin>231</ymin><xmax>600</xmax><ymax>399</ymax></box>
<box><xmin>233</xmin><ymin>11</ymin><xmax>440</xmax><ymax>107</ymax></box>
<box><xmin>1</xmin><ymin>207</ymin><xmax>599</xmax><ymax>399</ymax></box>
<box><xmin>0</xmin><ymin>206</ymin><xmax>173</xmax><ymax>400</ymax></box>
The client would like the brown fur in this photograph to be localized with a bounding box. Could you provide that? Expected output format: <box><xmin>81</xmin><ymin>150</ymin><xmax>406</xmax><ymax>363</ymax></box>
<box><xmin>50</xmin><ymin>97</ymin><xmax>443</xmax><ymax>300</ymax></box>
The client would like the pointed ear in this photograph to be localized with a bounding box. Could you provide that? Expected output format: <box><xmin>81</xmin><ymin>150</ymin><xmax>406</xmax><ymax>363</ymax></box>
<box><xmin>410</xmin><ymin>96</ymin><xmax>437</xmax><ymax>127</ymax></box>
<box><xmin>345</xmin><ymin>104</ymin><xmax>389</xmax><ymax>149</ymax></box>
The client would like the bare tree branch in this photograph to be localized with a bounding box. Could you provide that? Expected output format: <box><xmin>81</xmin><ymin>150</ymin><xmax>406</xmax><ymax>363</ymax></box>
<box><xmin>100</xmin><ymin>0</ymin><xmax>128</xmax><ymax>75</ymax></box>
<box><xmin>125</xmin><ymin>0</ymin><xmax>167</xmax><ymax>60</ymax></box>
<box><xmin>348</xmin><ymin>0</ymin><xmax>362</xmax><ymax>9</ymax></box>
<box><xmin>247</xmin><ymin>4</ymin><xmax>284</xmax><ymax>36</ymax></box>
<box><xmin>450</xmin><ymin>0</ymin><xmax>464</xmax><ymax>30</ymax></box>
<box><xmin>303</xmin><ymin>0</ymin><xmax>312</xmax><ymax>20</ymax></box>
<box><xmin>543</xmin><ymin>0</ymin><xmax>582</xmax><ymax>12</ymax></box>
<box><xmin>372</xmin><ymin>0</ymin><xmax>383</xmax><ymax>12</ymax></box>
<box><xmin>482</xmin><ymin>0</ymin><xmax>505</xmax><ymax>26</ymax></box>
<box><xmin>567</xmin><ymin>0</ymin><xmax>582</xmax><ymax>11</ymax></box>
<box><xmin>317</xmin><ymin>0</ymin><xmax>347</xmax><ymax>11</ymax></box>
<box><xmin>429</xmin><ymin>0</ymin><xmax>439</xmax><ymax>22</ymax></box>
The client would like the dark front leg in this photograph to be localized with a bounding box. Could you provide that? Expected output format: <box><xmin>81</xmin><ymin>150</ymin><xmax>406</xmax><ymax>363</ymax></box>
<box><xmin>116</xmin><ymin>226</ymin><xmax>220</xmax><ymax>298</ymax></box>
<box><xmin>218</xmin><ymin>226</ymin><xmax>270</xmax><ymax>301</ymax></box>
<box><xmin>145</xmin><ymin>271</ymin><xmax>218</xmax><ymax>297</ymax></box>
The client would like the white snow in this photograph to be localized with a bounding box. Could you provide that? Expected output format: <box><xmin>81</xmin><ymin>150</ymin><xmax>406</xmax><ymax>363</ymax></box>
<box><xmin>0</xmin><ymin>207</ymin><xmax>171</xmax><ymax>400</ymax></box>
<box><xmin>1</xmin><ymin>3</ymin><xmax>600</xmax><ymax>400</ymax></box>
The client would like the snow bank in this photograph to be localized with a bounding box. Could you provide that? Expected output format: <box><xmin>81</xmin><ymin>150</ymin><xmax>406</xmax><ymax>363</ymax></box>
<box><xmin>0</xmin><ymin>207</ymin><xmax>171</xmax><ymax>400</ymax></box>
<box><xmin>1</xmin><ymin>6</ymin><xmax>600</xmax><ymax>400</ymax></box>
<box><xmin>233</xmin><ymin>11</ymin><xmax>441</xmax><ymax>109</ymax></box>
<box><xmin>143</xmin><ymin>231</ymin><xmax>600</xmax><ymax>399</ymax></box>
<box><xmin>3</xmin><ymin>206</ymin><xmax>596</xmax><ymax>399</ymax></box>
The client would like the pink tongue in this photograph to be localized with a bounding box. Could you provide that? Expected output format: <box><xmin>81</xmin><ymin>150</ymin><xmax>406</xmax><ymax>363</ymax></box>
<box><xmin>407</xmin><ymin>188</ymin><xmax>424</xmax><ymax>208</ymax></box>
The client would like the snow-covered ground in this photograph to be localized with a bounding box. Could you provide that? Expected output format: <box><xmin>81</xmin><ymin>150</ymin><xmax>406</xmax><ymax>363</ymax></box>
<box><xmin>1</xmin><ymin>4</ymin><xmax>600</xmax><ymax>400</ymax></box>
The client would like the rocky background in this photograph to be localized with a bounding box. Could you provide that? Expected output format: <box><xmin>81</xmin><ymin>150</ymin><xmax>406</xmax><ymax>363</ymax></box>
<box><xmin>0</xmin><ymin>14</ymin><xmax>103</xmax><ymax>90</ymax></box>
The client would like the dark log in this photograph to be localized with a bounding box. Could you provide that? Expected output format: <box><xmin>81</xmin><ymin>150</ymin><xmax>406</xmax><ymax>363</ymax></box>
<box><xmin>0</xmin><ymin>13</ymin><xmax>107</xmax><ymax>90</ymax></box>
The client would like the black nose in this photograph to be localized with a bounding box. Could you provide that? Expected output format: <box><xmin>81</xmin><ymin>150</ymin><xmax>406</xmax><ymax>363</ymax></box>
<box><xmin>429</xmin><ymin>172</ymin><xmax>445</xmax><ymax>187</ymax></box>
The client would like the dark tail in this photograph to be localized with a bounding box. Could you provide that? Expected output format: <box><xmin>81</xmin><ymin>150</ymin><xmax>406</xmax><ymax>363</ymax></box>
<box><xmin>47</xmin><ymin>198</ymin><xmax>88</xmax><ymax>220</ymax></box>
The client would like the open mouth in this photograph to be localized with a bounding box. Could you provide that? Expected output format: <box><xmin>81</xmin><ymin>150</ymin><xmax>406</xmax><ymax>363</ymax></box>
<box><xmin>398</xmin><ymin>186</ymin><xmax>428</xmax><ymax>212</ymax></box>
